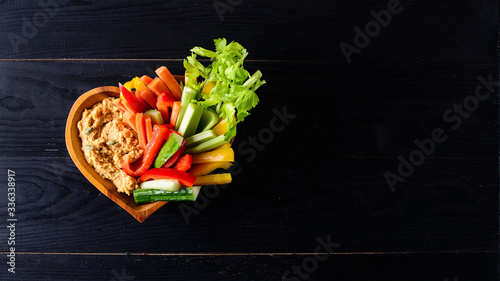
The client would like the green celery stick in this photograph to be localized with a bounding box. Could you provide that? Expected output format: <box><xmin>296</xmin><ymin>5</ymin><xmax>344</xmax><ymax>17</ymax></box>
<box><xmin>186</xmin><ymin>130</ymin><xmax>218</xmax><ymax>148</ymax></box>
<box><xmin>185</xmin><ymin>135</ymin><xmax>228</xmax><ymax>154</ymax></box>
<box><xmin>175</xmin><ymin>86</ymin><xmax>198</xmax><ymax>131</ymax></box>
<box><xmin>196</xmin><ymin>107</ymin><xmax>219</xmax><ymax>133</ymax></box>
<box><xmin>178</xmin><ymin>103</ymin><xmax>204</xmax><ymax>138</ymax></box>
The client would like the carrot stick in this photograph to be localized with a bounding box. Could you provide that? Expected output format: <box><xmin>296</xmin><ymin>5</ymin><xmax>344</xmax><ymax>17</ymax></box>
<box><xmin>113</xmin><ymin>98</ymin><xmax>129</xmax><ymax>114</ymax></box>
<box><xmin>148</xmin><ymin>77</ymin><xmax>173</xmax><ymax>97</ymax></box>
<box><xmin>144</xmin><ymin>115</ymin><xmax>153</xmax><ymax>144</ymax></box>
<box><xmin>123</xmin><ymin>111</ymin><xmax>137</xmax><ymax>132</ymax></box>
<box><xmin>139</xmin><ymin>75</ymin><xmax>153</xmax><ymax>85</ymax></box>
<box><xmin>135</xmin><ymin>113</ymin><xmax>147</xmax><ymax>149</ymax></box>
<box><xmin>170</xmin><ymin>101</ymin><xmax>181</xmax><ymax>127</ymax></box>
<box><xmin>138</xmin><ymin>90</ymin><xmax>158</xmax><ymax>109</ymax></box>
<box><xmin>156</xmin><ymin>66</ymin><xmax>182</xmax><ymax>100</ymax></box>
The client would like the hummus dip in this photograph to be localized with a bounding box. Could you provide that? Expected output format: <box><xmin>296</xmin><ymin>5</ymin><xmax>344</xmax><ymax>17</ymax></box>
<box><xmin>77</xmin><ymin>97</ymin><xmax>143</xmax><ymax>195</ymax></box>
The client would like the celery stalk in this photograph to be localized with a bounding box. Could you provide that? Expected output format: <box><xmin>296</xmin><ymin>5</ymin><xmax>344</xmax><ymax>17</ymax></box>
<box><xmin>175</xmin><ymin>86</ymin><xmax>199</xmax><ymax>131</ymax></box>
<box><xmin>185</xmin><ymin>135</ymin><xmax>228</xmax><ymax>154</ymax></box>
<box><xmin>178</xmin><ymin>103</ymin><xmax>204</xmax><ymax>138</ymax></box>
<box><xmin>186</xmin><ymin>130</ymin><xmax>218</xmax><ymax>148</ymax></box>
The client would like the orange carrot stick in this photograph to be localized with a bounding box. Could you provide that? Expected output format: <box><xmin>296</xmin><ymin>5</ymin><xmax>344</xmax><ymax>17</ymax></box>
<box><xmin>144</xmin><ymin>115</ymin><xmax>153</xmax><ymax>144</ymax></box>
<box><xmin>170</xmin><ymin>101</ymin><xmax>181</xmax><ymax>127</ymax></box>
<box><xmin>148</xmin><ymin>77</ymin><xmax>173</xmax><ymax>97</ymax></box>
<box><xmin>135</xmin><ymin>113</ymin><xmax>147</xmax><ymax>149</ymax></box>
<box><xmin>156</xmin><ymin>66</ymin><xmax>182</xmax><ymax>100</ymax></box>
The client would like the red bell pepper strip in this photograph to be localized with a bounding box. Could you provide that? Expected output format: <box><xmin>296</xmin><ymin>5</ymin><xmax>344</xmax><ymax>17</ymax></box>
<box><xmin>119</xmin><ymin>83</ymin><xmax>150</xmax><ymax>113</ymax></box>
<box><xmin>173</xmin><ymin>154</ymin><xmax>192</xmax><ymax>172</ymax></box>
<box><xmin>162</xmin><ymin>131</ymin><xmax>186</xmax><ymax>168</ymax></box>
<box><xmin>122</xmin><ymin>124</ymin><xmax>170</xmax><ymax>178</ymax></box>
<box><xmin>156</xmin><ymin>92</ymin><xmax>176</xmax><ymax>125</ymax></box>
<box><xmin>139</xmin><ymin>168</ymin><xmax>196</xmax><ymax>187</ymax></box>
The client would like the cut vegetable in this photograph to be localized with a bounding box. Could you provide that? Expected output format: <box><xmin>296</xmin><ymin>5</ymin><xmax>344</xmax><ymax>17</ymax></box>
<box><xmin>144</xmin><ymin>109</ymin><xmax>164</xmax><ymax>125</ymax></box>
<box><xmin>133</xmin><ymin>186</ymin><xmax>201</xmax><ymax>204</ymax></box>
<box><xmin>140</xmin><ymin>75</ymin><xmax>154</xmax><ymax>85</ymax></box>
<box><xmin>172</xmin><ymin>154</ymin><xmax>192</xmax><ymax>172</ymax></box>
<box><xmin>214</xmin><ymin>143</ymin><xmax>231</xmax><ymax>151</ymax></box>
<box><xmin>193</xmin><ymin>173</ymin><xmax>232</xmax><ymax>185</ymax></box>
<box><xmin>185</xmin><ymin>130</ymin><xmax>218</xmax><ymax>148</ymax></box>
<box><xmin>212</xmin><ymin>119</ymin><xmax>228</xmax><ymax>136</ymax></box>
<box><xmin>191</xmin><ymin>147</ymin><xmax>234</xmax><ymax>164</ymax></box>
<box><xmin>170</xmin><ymin>101</ymin><xmax>181</xmax><ymax>127</ymax></box>
<box><xmin>178</xmin><ymin>103</ymin><xmax>204</xmax><ymax>138</ymax></box>
<box><xmin>119</xmin><ymin>83</ymin><xmax>150</xmax><ymax>113</ymax></box>
<box><xmin>201</xmin><ymin>81</ymin><xmax>216</xmax><ymax>95</ymax></box>
<box><xmin>139</xmin><ymin>168</ymin><xmax>197</xmax><ymax>187</ymax></box>
<box><xmin>154</xmin><ymin>131</ymin><xmax>184</xmax><ymax>168</ymax></box>
<box><xmin>148</xmin><ymin>77</ymin><xmax>173</xmax><ymax>97</ymax></box>
<box><xmin>187</xmin><ymin>161</ymin><xmax>233</xmax><ymax>177</ymax></box>
<box><xmin>138</xmin><ymin>90</ymin><xmax>158</xmax><ymax>109</ymax></box>
<box><xmin>157</xmin><ymin>93</ymin><xmax>175</xmax><ymax>124</ymax></box>
<box><xmin>139</xmin><ymin>179</ymin><xmax>181</xmax><ymax>192</ymax></box>
<box><xmin>185</xmin><ymin>135</ymin><xmax>227</xmax><ymax>154</ymax></box>
<box><xmin>156</xmin><ymin>66</ymin><xmax>182</xmax><ymax>100</ymax></box>
<box><xmin>123</xmin><ymin>111</ymin><xmax>137</xmax><ymax>131</ymax></box>
<box><xmin>174</xmin><ymin>86</ymin><xmax>199</xmax><ymax>131</ymax></box>
<box><xmin>122</xmin><ymin>124</ymin><xmax>171</xmax><ymax>177</ymax></box>
<box><xmin>144</xmin><ymin>115</ymin><xmax>153</xmax><ymax>144</ymax></box>
<box><xmin>135</xmin><ymin>113</ymin><xmax>147</xmax><ymax>149</ymax></box>
<box><xmin>196</xmin><ymin>107</ymin><xmax>219</xmax><ymax>133</ymax></box>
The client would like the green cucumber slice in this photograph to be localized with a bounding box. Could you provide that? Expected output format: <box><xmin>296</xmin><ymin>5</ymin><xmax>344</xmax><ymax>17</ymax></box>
<box><xmin>133</xmin><ymin>186</ymin><xmax>202</xmax><ymax>204</ymax></box>
<box><xmin>139</xmin><ymin>179</ymin><xmax>181</xmax><ymax>192</ymax></box>
<box><xmin>154</xmin><ymin>133</ymin><xmax>184</xmax><ymax>168</ymax></box>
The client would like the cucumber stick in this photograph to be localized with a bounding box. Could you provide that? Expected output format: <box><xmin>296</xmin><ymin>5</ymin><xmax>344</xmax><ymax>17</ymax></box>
<box><xmin>139</xmin><ymin>179</ymin><xmax>181</xmax><ymax>192</ymax></box>
<box><xmin>185</xmin><ymin>135</ymin><xmax>228</xmax><ymax>154</ymax></box>
<box><xmin>133</xmin><ymin>186</ymin><xmax>201</xmax><ymax>204</ymax></box>
<box><xmin>178</xmin><ymin>103</ymin><xmax>204</xmax><ymax>138</ymax></box>
<box><xmin>186</xmin><ymin>130</ymin><xmax>218</xmax><ymax>148</ymax></box>
<box><xmin>175</xmin><ymin>86</ymin><xmax>198</xmax><ymax>131</ymax></box>
<box><xmin>154</xmin><ymin>133</ymin><xmax>183</xmax><ymax>168</ymax></box>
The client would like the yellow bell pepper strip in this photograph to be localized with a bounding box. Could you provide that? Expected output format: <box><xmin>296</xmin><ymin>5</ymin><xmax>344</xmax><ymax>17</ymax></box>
<box><xmin>139</xmin><ymin>168</ymin><xmax>197</xmax><ymax>187</ymax></box>
<box><xmin>191</xmin><ymin>147</ymin><xmax>234</xmax><ymax>164</ymax></box>
<box><xmin>123</xmin><ymin>77</ymin><xmax>141</xmax><ymax>92</ymax></box>
<box><xmin>214</xmin><ymin>143</ymin><xmax>231</xmax><ymax>151</ymax></box>
<box><xmin>193</xmin><ymin>173</ymin><xmax>232</xmax><ymax>185</ymax></box>
<box><xmin>122</xmin><ymin>124</ymin><xmax>170</xmax><ymax>178</ymax></box>
<box><xmin>187</xmin><ymin>161</ymin><xmax>233</xmax><ymax>177</ymax></box>
<box><xmin>212</xmin><ymin>119</ymin><xmax>228</xmax><ymax>136</ymax></box>
<box><xmin>119</xmin><ymin>83</ymin><xmax>150</xmax><ymax>114</ymax></box>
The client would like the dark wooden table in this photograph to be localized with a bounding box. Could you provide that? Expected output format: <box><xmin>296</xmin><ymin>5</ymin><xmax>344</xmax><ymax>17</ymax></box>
<box><xmin>0</xmin><ymin>0</ymin><xmax>498</xmax><ymax>280</ymax></box>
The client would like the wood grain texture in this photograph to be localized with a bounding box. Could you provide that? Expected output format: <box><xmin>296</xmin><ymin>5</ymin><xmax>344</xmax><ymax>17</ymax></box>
<box><xmin>0</xmin><ymin>61</ymin><xmax>497</xmax><ymax>158</ymax></box>
<box><xmin>0</xmin><ymin>252</ymin><xmax>496</xmax><ymax>281</ymax></box>
<box><xmin>0</xmin><ymin>155</ymin><xmax>495</xmax><ymax>253</ymax></box>
<box><xmin>0</xmin><ymin>0</ymin><xmax>497</xmax><ymax>63</ymax></box>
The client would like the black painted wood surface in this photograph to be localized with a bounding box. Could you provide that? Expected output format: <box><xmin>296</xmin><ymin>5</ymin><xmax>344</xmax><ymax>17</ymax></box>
<box><xmin>0</xmin><ymin>0</ymin><xmax>498</xmax><ymax>280</ymax></box>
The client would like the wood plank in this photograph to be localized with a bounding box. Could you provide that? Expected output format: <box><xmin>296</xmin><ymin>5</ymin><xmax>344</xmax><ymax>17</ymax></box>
<box><xmin>0</xmin><ymin>155</ymin><xmax>496</xmax><ymax>253</ymax></box>
<box><xmin>0</xmin><ymin>252</ymin><xmax>496</xmax><ymax>280</ymax></box>
<box><xmin>0</xmin><ymin>0</ymin><xmax>497</xmax><ymax>63</ymax></box>
<box><xmin>0</xmin><ymin>61</ymin><xmax>497</xmax><ymax>157</ymax></box>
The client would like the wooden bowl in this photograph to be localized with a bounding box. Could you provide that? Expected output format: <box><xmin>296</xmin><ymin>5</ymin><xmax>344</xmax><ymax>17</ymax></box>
<box><xmin>65</xmin><ymin>76</ymin><xmax>184</xmax><ymax>223</ymax></box>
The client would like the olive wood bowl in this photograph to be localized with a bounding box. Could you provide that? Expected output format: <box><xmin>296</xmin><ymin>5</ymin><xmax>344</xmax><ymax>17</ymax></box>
<box><xmin>65</xmin><ymin>76</ymin><xmax>184</xmax><ymax>223</ymax></box>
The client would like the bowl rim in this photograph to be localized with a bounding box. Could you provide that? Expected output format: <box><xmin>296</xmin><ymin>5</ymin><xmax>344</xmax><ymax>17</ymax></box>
<box><xmin>65</xmin><ymin>86</ymin><xmax>167</xmax><ymax>223</ymax></box>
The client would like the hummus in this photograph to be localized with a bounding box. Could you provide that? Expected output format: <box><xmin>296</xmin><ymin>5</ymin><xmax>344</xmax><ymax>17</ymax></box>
<box><xmin>77</xmin><ymin>97</ymin><xmax>143</xmax><ymax>195</ymax></box>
